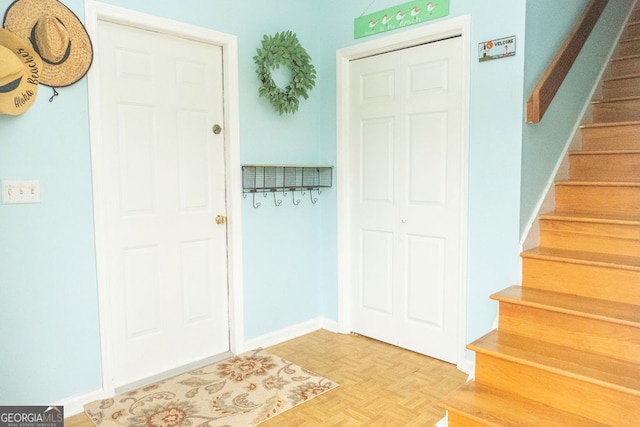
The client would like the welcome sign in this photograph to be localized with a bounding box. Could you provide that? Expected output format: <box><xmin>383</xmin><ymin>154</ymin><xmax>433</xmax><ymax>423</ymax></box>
<box><xmin>354</xmin><ymin>0</ymin><xmax>450</xmax><ymax>39</ymax></box>
<box><xmin>479</xmin><ymin>36</ymin><xmax>517</xmax><ymax>62</ymax></box>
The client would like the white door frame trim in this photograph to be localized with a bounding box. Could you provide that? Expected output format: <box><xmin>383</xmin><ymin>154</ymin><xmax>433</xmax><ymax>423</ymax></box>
<box><xmin>336</xmin><ymin>15</ymin><xmax>471</xmax><ymax>372</ymax></box>
<box><xmin>85</xmin><ymin>0</ymin><xmax>244</xmax><ymax>396</ymax></box>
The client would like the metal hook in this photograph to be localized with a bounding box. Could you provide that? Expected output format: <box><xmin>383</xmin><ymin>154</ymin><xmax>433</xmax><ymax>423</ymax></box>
<box><xmin>292</xmin><ymin>189</ymin><xmax>301</xmax><ymax>206</ymax></box>
<box><xmin>273</xmin><ymin>191</ymin><xmax>282</xmax><ymax>207</ymax></box>
<box><xmin>309</xmin><ymin>189</ymin><xmax>319</xmax><ymax>204</ymax></box>
<box><xmin>252</xmin><ymin>192</ymin><xmax>261</xmax><ymax>209</ymax></box>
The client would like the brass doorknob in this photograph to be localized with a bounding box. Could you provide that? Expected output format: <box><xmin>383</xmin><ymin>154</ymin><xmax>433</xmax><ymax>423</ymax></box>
<box><xmin>215</xmin><ymin>215</ymin><xmax>226</xmax><ymax>224</ymax></box>
<box><xmin>212</xmin><ymin>124</ymin><xmax>222</xmax><ymax>135</ymax></box>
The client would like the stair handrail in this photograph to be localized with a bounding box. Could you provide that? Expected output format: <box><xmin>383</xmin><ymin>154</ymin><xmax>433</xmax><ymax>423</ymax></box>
<box><xmin>526</xmin><ymin>0</ymin><xmax>608</xmax><ymax>124</ymax></box>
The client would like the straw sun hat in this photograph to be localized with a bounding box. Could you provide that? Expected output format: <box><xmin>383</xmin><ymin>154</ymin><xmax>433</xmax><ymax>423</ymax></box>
<box><xmin>3</xmin><ymin>0</ymin><xmax>93</xmax><ymax>88</ymax></box>
<box><xmin>0</xmin><ymin>28</ymin><xmax>43</xmax><ymax>115</ymax></box>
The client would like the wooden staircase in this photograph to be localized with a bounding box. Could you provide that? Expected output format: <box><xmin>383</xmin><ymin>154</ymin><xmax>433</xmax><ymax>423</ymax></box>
<box><xmin>440</xmin><ymin>6</ymin><xmax>640</xmax><ymax>426</ymax></box>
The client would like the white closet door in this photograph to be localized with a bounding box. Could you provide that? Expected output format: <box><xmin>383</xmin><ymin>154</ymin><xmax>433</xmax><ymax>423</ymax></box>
<box><xmin>350</xmin><ymin>36</ymin><xmax>464</xmax><ymax>363</ymax></box>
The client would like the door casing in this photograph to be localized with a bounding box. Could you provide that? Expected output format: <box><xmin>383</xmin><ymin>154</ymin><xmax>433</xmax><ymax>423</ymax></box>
<box><xmin>85</xmin><ymin>0</ymin><xmax>245</xmax><ymax>396</ymax></box>
<box><xmin>336</xmin><ymin>15</ymin><xmax>471</xmax><ymax>373</ymax></box>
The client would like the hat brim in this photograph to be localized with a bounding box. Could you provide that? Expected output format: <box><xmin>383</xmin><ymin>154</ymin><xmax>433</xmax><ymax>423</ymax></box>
<box><xmin>0</xmin><ymin>28</ymin><xmax>42</xmax><ymax>115</ymax></box>
<box><xmin>3</xmin><ymin>0</ymin><xmax>93</xmax><ymax>87</ymax></box>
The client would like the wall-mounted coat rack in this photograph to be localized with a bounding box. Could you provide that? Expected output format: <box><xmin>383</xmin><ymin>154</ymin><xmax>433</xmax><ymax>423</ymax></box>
<box><xmin>242</xmin><ymin>165</ymin><xmax>333</xmax><ymax>208</ymax></box>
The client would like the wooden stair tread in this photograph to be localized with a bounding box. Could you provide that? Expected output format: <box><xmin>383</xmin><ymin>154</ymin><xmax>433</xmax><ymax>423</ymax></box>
<box><xmin>491</xmin><ymin>285</ymin><xmax>640</xmax><ymax>327</ymax></box>
<box><xmin>539</xmin><ymin>210</ymin><xmax>640</xmax><ymax>225</ymax></box>
<box><xmin>580</xmin><ymin>120</ymin><xmax>640</xmax><ymax>128</ymax></box>
<box><xmin>522</xmin><ymin>246</ymin><xmax>640</xmax><ymax>270</ymax></box>
<box><xmin>568</xmin><ymin>149</ymin><xmax>640</xmax><ymax>155</ymax></box>
<box><xmin>555</xmin><ymin>180</ymin><xmax>640</xmax><ymax>187</ymax></box>
<box><xmin>469</xmin><ymin>330</ymin><xmax>640</xmax><ymax>396</ymax></box>
<box><xmin>440</xmin><ymin>382</ymin><xmax>608</xmax><ymax>427</ymax></box>
<box><xmin>620</xmin><ymin>35</ymin><xmax>640</xmax><ymax>43</ymax></box>
<box><xmin>603</xmin><ymin>73</ymin><xmax>640</xmax><ymax>82</ymax></box>
<box><xmin>610</xmin><ymin>54</ymin><xmax>640</xmax><ymax>62</ymax></box>
<box><xmin>591</xmin><ymin>95</ymin><xmax>640</xmax><ymax>104</ymax></box>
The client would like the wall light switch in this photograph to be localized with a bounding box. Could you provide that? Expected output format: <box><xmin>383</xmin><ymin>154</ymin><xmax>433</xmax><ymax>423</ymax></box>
<box><xmin>2</xmin><ymin>180</ymin><xmax>40</xmax><ymax>204</ymax></box>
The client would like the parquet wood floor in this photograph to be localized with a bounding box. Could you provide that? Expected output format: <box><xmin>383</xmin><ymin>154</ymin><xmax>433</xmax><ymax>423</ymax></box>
<box><xmin>66</xmin><ymin>329</ymin><xmax>467</xmax><ymax>426</ymax></box>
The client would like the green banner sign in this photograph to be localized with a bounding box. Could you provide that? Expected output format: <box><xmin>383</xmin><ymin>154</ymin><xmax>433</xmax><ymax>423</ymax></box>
<box><xmin>354</xmin><ymin>0</ymin><xmax>450</xmax><ymax>39</ymax></box>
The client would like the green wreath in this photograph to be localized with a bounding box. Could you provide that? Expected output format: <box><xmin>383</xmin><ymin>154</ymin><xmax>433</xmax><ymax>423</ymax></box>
<box><xmin>254</xmin><ymin>31</ymin><xmax>317</xmax><ymax>115</ymax></box>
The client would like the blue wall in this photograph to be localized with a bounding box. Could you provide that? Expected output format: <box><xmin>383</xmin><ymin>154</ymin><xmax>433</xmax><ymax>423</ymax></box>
<box><xmin>3</xmin><ymin>0</ymin><xmax>623</xmax><ymax>407</ymax></box>
<box><xmin>0</xmin><ymin>0</ymin><xmax>101</xmax><ymax>403</ymax></box>
<box><xmin>520</xmin><ymin>0</ymin><xmax>635</xmax><ymax>234</ymax></box>
<box><xmin>0</xmin><ymin>0</ymin><xmax>341</xmax><ymax>405</ymax></box>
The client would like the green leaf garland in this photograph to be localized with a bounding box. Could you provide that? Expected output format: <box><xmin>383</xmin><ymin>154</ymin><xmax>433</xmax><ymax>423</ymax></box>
<box><xmin>254</xmin><ymin>31</ymin><xmax>317</xmax><ymax>115</ymax></box>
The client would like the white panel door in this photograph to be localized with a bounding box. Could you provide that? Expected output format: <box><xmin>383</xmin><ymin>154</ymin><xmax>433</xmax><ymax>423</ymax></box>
<box><xmin>350</xmin><ymin>36</ymin><xmax>463</xmax><ymax>363</ymax></box>
<box><xmin>96</xmin><ymin>20</ymin><xmax>229</xmax><ymax>388</ymax></box>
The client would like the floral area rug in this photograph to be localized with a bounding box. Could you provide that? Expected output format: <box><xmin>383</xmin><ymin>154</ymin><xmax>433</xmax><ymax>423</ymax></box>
<box><xmin>84</xmin><ymin>348</ymin><xmax>338</xmax><ymax>426</ymax></box>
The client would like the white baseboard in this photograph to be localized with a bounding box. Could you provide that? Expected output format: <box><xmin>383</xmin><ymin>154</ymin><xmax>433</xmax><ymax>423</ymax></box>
<box><xmin>243</xmin><ymin>317</ymin><xmax>338</xmax><ymax>352</ymax></box>
<box><xmin>319</xmin><ymin>318</ymin><xmax>339</xmax><ymax>333</ymax></box>
<box><xmin>57</xmin><ymin>388</ymin><xmax>108</xmax><ymax>417</ymax></box>
<box><xmin>458</xmin><ymin>358</ymin><xmax>475</xmax><ymax>378</ymax></box>
<box><xmin>115</xmin><ymin>351</ymin><xmax>234</xmax><ymax>395</ymax></box>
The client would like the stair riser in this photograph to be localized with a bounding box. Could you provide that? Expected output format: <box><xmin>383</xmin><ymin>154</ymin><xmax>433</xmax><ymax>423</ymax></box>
<box><xmin>555</xmin><ymin>185</ymin><xmax>640</xmax><ymax>216</ymax></box>
<box><xmin>498</xmin><ymin>302</ymin><xmax>640</xmax><ymax>363</ymax></box>
<box><xmin>522</xmin><ymin>257</ymin><xmax>640</xmax><ymax>305</ymax></box>
<box><xmin>474</xmin><ymin>354</ymin><xmax>640</xmax><ymax>426</ymax></box>
<box><xmin>539</xmin><ymin>219</ymin><xmax>640</xmax><ymax>256</ymax></box>
<box><xmin>603</xmin><ymin>76</ymin><xmax>640</xmax><ymax>98</ymax></box>
<box><xmin>592</xmin><ymin>99</ymin><xmax>640</xmax><ymax>122</ymax></box>
<box><xmin>623</xmin><ymin>23</ymin><xmax>640</xmax><ymax>39</ymax></box>
<box><xmin>569</xmin><ymin>153</ymin><xmax>640</xmax><ymax>181</ymax></box>
<box><xmin>615</xmin><ymin>39</ymin><xmax>640</xmax><ymax>58</ymax></box>
<box><xmin>446</xmin><ymin>412</ymin><xmax>487</xmax><ymax>427</ymax></box>
<box><xmin>581</xmin><ymin>125</ymin><xmax>640</xmax><ymax>151</ymax></box>
<box><xmin>609</xmin><ymin>56</ymin><xmax>640</xmax><ymax>78</ymax></box>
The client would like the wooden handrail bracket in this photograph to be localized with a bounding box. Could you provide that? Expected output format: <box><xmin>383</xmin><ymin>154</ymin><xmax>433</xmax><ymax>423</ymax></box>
<box><xmin>526</xmin><ymin>0</ymin><xmax>608</xmax><ymax>124</ymax></box>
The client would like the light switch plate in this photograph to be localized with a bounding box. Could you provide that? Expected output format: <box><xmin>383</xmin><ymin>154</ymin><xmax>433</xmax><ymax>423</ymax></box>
<box><xmin>2</xmin><ymin>180</ymin><xmax>40</xmax><ymax>204</ymax></box>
